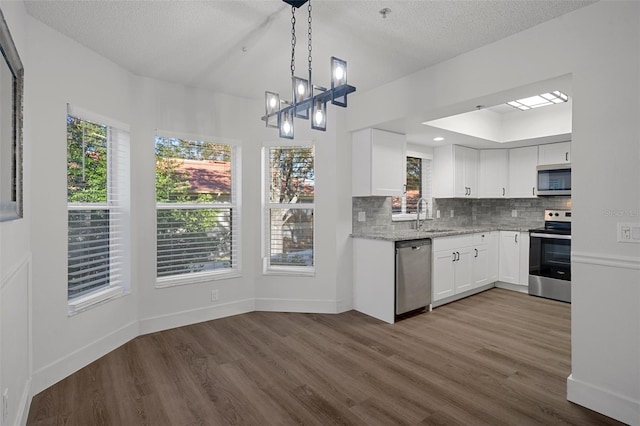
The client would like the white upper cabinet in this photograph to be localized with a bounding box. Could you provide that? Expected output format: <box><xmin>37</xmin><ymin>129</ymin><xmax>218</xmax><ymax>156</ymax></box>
<box><xmin>508</xmin><ymin>146</ymin><xmax>538</xmax><ymax>198</ymax></box>
<box><xmin>478</xmin><ymin>149</ymin><xmax>509</xmax><ymax>198</ymax></box>
<box><xmin>434</xmin><ymin>145</ymin><xmax>478</xmax><ymax>198</ymax></box>
<box><xmin>538</xmin><ymin>142</ymin><xmax>571</xmax><ymax>165</ymax></box>
<box><xmin>352</xmin><ymin>128</ymin><xmax>406</xmax><ymax>196</ymax></box>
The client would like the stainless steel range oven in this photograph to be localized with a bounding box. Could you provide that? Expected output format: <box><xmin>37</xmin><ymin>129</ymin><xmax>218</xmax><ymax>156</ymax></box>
<box><xmin>529</xmin><ymin>210</ymin><xmax>571</xmax><ymax>303</ymax></box>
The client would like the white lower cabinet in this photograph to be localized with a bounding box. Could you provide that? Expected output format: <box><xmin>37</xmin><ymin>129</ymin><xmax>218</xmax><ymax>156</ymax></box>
<box><xmin>433</xmin><ymin>232</ymin><xmax>499</xmax><ymax>303</ymax></box>
<box><xmin>433</xmin><ymin>249</ymin><xmax>456</xmax><ymax>300</ymax></box>
<box><xmin>498</xmin><ymin>231</ymin><xmax>529</xmax><ymax>286</ymax></box>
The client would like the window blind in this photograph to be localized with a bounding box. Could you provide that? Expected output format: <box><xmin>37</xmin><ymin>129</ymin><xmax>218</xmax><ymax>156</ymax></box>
<box><xmin>155</xmin><ymin>136</ymin><xmax>238</xmax><ymax>281</ymax></box>
<box><xmin>67</xmin><ymin>112</ymin><xmax>130</xmax><ymax>303</ymax></box>
<box><xmin>264</xmin><ymin>146</ymin><xmax>315</xmax><ymax>271</ymax></box>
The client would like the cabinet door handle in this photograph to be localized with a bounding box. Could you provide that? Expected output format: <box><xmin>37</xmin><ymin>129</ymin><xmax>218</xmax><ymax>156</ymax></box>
<box><xmin>532</xmin><ymin>186</ymin><xmax>536</xmax><ymax>196</ymax></box>
<box><xmin>403</xmin><ymin>184</ymin><xmax>407</xmax><ymax>194</ymax></box>
<box><xmin>515</xmin><ymin>234</ymin><xmax>518</xmax><ymax>244</ymax></box>
<box><xmin>502</xmin><ymin>187</ymin><xmax>505</xmax><ymax>196</ymax></box>
<box><xmin>565</xmin><ymin>152</ymin><xmax>569</xmax><ymax>162</ymax></box>
<box><xmin>474</xmin><ymin>248</ymin><xmax>478</xmax><ymax>258</ymax></box>
<box><xmin>452</xmin><ymin>252</ymin><xmax>456</xmax><ymax>262</ymax></box>
<box><xmin>456</xmin><ymin>251</ymin><xmax>460</xmax><ymax>261</ymax></box>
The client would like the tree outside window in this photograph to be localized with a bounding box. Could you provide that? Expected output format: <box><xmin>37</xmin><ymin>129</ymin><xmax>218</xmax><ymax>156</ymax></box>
<box><xmin>265</xmin><ymin>146</ymin><xmax>314</xmax><ymax>270</ymax></box>
<box><xmin>155</xmin><ymin>137</ymin><xmax>237</xmax><ymax>281</ymax></box>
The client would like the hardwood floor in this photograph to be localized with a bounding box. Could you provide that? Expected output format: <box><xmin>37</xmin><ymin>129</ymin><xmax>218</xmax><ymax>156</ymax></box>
<box><xmin>27</xmin><ymin>288</ymin><xmax>623</xmax><ymax>425</ymax></box>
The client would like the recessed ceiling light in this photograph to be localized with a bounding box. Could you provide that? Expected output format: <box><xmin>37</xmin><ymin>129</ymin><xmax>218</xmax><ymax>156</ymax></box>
<box><xmin>507</xmin><ymin>90</ymin><xmax>569</xmax><ymax>111</ymax></box>
<box><xmin>433</xmin><ymin>136</ymin><xmax>445</xmax><ymax>142</ymax></box>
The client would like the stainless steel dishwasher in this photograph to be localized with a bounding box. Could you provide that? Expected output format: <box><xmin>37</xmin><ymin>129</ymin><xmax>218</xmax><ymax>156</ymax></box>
<box><xmin>395</xmin><ymin>239</ymin><xmax>432</xmax><ymax>317</ymax></box>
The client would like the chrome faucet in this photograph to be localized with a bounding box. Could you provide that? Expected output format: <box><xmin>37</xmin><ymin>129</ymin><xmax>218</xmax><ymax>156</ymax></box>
<box><xmin>416</xmin><ymin>197</ymin><xmax>427</xmax><ymax>231</ymax></box>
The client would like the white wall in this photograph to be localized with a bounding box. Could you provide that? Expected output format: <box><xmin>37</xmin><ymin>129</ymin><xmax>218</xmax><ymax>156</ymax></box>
<box><xmin>0</xmin><ymin>2</ymin><xmax>31</xmax><ymax>425</ymax></box>
<box><xmin>16</xmin><ymin>2</ymin><xmax>353</xmax><ymax>417</ymax></box>
<box><xmin>7</xmin><ymin>1</ymin><xmax>638</xmax><ymax>425</ymax></box>
<box><xmin>348</xmin><ymin>2</ymin><xmax>640</xmax><ymax>424</ymax></box>
<box><xmin>26</xmin><ymin>14</ymin><xmax>139</xmax><ymax>399</ymax></box>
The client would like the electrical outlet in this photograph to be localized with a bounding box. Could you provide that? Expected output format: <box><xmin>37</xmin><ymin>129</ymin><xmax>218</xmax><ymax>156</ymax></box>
<box><xmin>617</xmin><ymin>223</ymin><xmax>640</xmax><ymax>243</ymax></box>
<box><xmin>622</xmin><ymin>226</ymin><xmax>631</xmax><ymax>240</ymax></box>
<box><xmin>450</xmin><ymin>210</ymin><xmax>454</xmax><ymax>218</ymax></box>
<box><xmin>211</xmin><ymin>289</ymin><xmax>219</xmax><ymax>301</ymax></box>
<box><xmin>357</xmin><ymin>211</ymin><xmax>366</xmax><ymax>222</ymax></box>
<box><xmin>511</xmin><ymin>209</ymin><xmax>518</xmax><ymax>218</ymax></box>
<box><xmin>436</xmin><ymin>210</ymin><xmax>441</xmax><ymax>219</ymax></box>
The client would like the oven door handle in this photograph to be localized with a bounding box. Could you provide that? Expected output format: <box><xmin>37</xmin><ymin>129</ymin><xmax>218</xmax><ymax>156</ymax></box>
<box><xmin>530</xmin><ymin>232</ymin><xmax>572</xmax><ymax>240</ymax></box>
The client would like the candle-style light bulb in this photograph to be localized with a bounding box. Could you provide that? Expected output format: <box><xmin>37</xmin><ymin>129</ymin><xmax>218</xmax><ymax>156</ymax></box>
<box><xmin>282</xmin><ymin>113</ymin><xmax>291</xmax><ymax>135</ymax></box>
<box><xmin>314</xmin><ymin>104</ymin><xmax>324</xmax><ymax>126</ymax></box>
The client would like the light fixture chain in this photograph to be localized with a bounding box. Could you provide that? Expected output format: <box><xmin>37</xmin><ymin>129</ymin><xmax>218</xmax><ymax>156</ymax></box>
<box><xmin>308</xmin><ymin>0</ymin><xmax>312</xmax><ymax>73</ymax></box>
<box><xmin>290</xmin><ymin>5</ymin><xmax>296</xmax><ymax>77</ymax></box>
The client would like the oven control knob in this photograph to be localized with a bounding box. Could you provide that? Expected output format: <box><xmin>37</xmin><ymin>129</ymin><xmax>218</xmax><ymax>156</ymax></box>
<box><xmin>548</xmin><ymin>213</ymin><xmax>554</xmax><ymax>217</ymax></box>
<box><xmin>555</xmin><ymin>213</ymin><xmax>559</xmax><ymax>216</ymax></box>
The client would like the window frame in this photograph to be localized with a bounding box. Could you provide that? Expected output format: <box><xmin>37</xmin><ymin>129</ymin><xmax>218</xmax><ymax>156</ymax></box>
<box><xmin>262</xmin><ymin>141</ymin><xmax>315</xmax><ymax>276</ymax></box>
<box><xmin>154</xmin><ymin>131</ymin><xmax>241</xmax><ymax>288</ymax></box>
<box><xmin>66</xmin><ymin>105</ymin><xmax>130</xmax><ymax>315</ymax></box>
<box><xmin>392</xmin><ymin>152</ymin><xmax>433</xmax><ymax>222</ymax></box>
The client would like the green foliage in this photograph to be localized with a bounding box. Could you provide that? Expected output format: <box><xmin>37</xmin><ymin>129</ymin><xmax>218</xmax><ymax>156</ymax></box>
<box><xmin>155</xmin><ymin>136</ymin><xmax>233</xmax><ymax>277</ymax></box>
<box><xmin>67</xmin><ymin>116</ymin><xmax>108</xmax><ymax>203</ymax></box>
<box><xmin>406</xmin><ymin>156</ymin><xmax>422</xmax><ymax>191</ymax></box>
<box><xmin>269</xmin><ymin>147</ymin><xmax>314</xmax><ymax>203</ymax></box>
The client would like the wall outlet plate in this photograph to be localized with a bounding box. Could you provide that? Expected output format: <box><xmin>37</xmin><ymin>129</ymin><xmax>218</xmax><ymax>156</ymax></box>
<box><xmin>617</xmin><ymin>223</ymin><xmax>640</xmax><ymax>243</ymax></box>
<box><xmin>450</xmin><ymin>210</ymin><xmax>454</xmax><ymax>218</ymax></box>
<box><xmin>436</xmin><ymin>210</ymin><xmax>441</xmax><ymax>219</ymax></box>
<box><xmin>211</xmin><ymin>289</ymin><xmax>219</xmax><ymax>301</ymax></box>
<box><xmin>511</xmin><ymin>209</ymin><xmax>518</xmax><ymax>217</ymax></box>
<box><xmin>357</xmin><ymin>211</ymin><xmax>366</xmax><ymax>222</ymax></box>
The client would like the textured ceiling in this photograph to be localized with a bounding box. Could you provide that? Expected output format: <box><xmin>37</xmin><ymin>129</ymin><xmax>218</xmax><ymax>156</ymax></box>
<box><xmin>25</xmin><ymin>0</ymin><xmax>595</xmax><ymax>102</ymax></box>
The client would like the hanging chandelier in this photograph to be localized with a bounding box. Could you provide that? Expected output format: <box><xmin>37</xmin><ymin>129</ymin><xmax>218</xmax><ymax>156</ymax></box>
<box><xmin>262</xmin><ymin>0</ymin><xmax>356</xmax><ymax>139</ymax></box>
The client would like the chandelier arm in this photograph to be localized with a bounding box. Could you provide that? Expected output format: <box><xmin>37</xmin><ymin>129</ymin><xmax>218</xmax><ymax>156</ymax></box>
<box><xmin>308</xmin><ymin>0</ymin><xmax>312</xmax><ymax>75</ymax></box>
<box><xmin>290</xmin><ymin>5</ymin><xmax>296</xmax><ymax>77</ymax></box>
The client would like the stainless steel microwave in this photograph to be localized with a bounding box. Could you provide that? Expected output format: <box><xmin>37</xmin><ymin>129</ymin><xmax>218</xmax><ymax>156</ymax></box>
<box><xmin>536</xmin><ymin>164</ymin><xmax>571</xmax><ymax>196</ymax></box>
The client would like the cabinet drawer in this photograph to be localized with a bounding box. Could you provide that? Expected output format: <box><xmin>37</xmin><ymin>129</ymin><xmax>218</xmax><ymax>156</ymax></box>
<box><xmin>433</xmin><ymin>234</ymin><xmax>474</xmax><ymax>252</ymax></box>
<box><xmin>473</xmin><ymin>232</ymin><xmax>491</xmax><ymax>245</ymax></box>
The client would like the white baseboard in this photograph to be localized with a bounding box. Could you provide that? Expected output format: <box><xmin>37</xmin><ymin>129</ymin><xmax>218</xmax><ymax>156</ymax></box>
<box><xmin>494</xmin><ymin>281</ymin><xmax>529</xmax><ymax>294</ymax></box>
<box><xmin>255</xmin><ymin>297</ymin><xmax>341</xmax><ymax>314</ymax></box>
<box><xmin>567</xmin><ymin>374</ymin><xmax>640</xmax><ymax>425</ymax></box>
<box><xmin>138</xmin><ymin>298</ymin><xmax>255</xmax><ymax>336</ymax></box>
<box><xmin>30</xmin><ymin>320</ymin><xmax>138</xmax><ymax>397</ymax></box>
<box><xmin>432</xmin><ymin>283</ymin><xmax>496</xmax><ymax>308</ymax></box>
<box><xmin>18</xmin><ymin>378</ymin><xmax>31</xmax><ymax>426</ymax></box>
<box><xmin>335</xmin><ymin>298</ymin><xmax>351</xmax><ymax>313</ymax></box>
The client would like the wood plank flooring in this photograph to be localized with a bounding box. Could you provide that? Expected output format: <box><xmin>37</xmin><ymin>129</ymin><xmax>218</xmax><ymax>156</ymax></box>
<box><xmin>27</xmin><ymin>288</ymin><xmax>623</xmax><ymax>425</ymax></box>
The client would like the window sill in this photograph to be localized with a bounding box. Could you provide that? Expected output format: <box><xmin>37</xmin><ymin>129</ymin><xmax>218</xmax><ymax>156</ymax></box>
<box><xmin>392</xmin><ymin>213</ymin><xmax>431</xmax><ymax>222</ymax></box>
<box><xmin>156</xmin><ymin>269</ymin><xmax>241</xmax><ymax>289</ymax></box>
<box><xmin>68</xmin><ymin>285</ymin><xmax>125</xmax><ymax>316</ymax></box>
<box><xmin>263</xmin><ymin>266</ymin><xmax>315</xmax><ymax>277</ymax></box>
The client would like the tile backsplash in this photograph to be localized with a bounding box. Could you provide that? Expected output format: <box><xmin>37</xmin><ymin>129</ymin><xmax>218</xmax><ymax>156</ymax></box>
<box><xmin>352</xmin><ymin>196</ymin><xmax>571</xmax><ymax>234</ymax></box>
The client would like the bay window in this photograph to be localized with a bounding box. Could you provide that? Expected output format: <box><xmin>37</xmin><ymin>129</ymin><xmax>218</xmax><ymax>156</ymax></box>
<box><xmin>66</xmin><ymin>106</ymin><xmax>130</xmax><ymax>313</ymax></box>
<box><xmin>263</xmin><ymin>145</ymin><xmax>314</xmax><ymax>274</ymax></box>
<box><xmin>155</xmin><ymin>135</ymin><xmax>238</xmax><ymax>285</ymax></box>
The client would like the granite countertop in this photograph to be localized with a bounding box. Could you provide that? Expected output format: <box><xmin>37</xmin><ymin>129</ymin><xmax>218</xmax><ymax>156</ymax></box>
<box><xmin>351</xmin><ymin>226</ymin><xmax>534</xmax><ymax>241</ymax></box>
